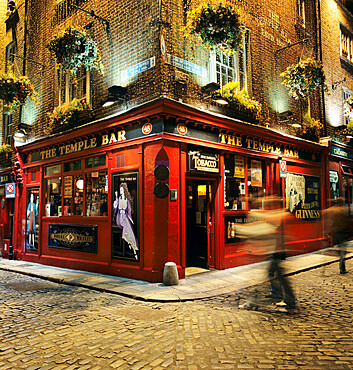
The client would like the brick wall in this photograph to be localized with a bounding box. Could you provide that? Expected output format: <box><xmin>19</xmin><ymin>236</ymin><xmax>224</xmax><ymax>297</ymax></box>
<box><xmin>320</xmin><ymin>0</ymin><xmax>353</xmax><ymax>139</ymax></box>
<box><xmin>4</xmin><ymin>0</ymin><xmax>326</xmax><ymax>138</ymax></box>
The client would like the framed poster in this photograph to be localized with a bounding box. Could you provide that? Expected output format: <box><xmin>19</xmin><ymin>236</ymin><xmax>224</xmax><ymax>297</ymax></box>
<box><xmin>250</xmin><ymin>160</ymin><xmax>262</xmax><ymax>187</ymax></box>
<box><xmin>26</xmin><ymin>187</ymin><xmax>40</xmax><ymax>252</ymax></box>
<box><xmin>286</xmin><ymin>173</ymin><xmax>321</xmax><ymax>220</ymax></box>
<box><xmin>112</xmin><ymin>172</ymin><xmax>139</xmax><ymax>260</ymax></box>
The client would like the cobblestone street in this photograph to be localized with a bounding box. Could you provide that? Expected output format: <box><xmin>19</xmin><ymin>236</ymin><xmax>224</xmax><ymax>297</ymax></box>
<box><xmin>0</xmin><ymin>259</ymin><xmax>353</xmax><ymax>369</ymax></box>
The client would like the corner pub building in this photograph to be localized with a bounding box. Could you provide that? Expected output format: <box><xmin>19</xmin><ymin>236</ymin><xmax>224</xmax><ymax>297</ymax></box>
<box><xmin>13</xmin><ymin>98</ymin><xmax>328</xmax><ymax>282</ymax></box>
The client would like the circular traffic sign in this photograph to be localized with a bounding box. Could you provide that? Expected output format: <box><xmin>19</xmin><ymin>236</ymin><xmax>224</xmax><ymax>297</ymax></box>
<box><xmin>6</xmin><ymin>183</ymin><xmax>14</xmax><ymax>194</ymax></box>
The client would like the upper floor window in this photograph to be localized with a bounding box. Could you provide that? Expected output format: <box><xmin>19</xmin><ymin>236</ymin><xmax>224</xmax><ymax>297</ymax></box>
<box><xmin>340</xmin><ymin>26</ymin><xmax>353</xmax><ymax>62</ymax></box>
<box><xmin>297</xmin><ymin>0</ymin><xmax>306</xmax><ymax>28</ymax></box>
<box><xmin>5</xmin><ymin>41</ymin><xmax>16</xmax><ymax>73</ymax></box>
<box><xmin>57</xmin><ymin>66</ymin><xmax>90</xmax><ymax>106</ymax></box>
<box><xmin>3</xmin><ymin>114</ymin><xmax>13</xmax><ymax>145</ymax></box>
<box><xmin>209</xmin><ymin>32</ymin><xmax>248</xmax><ymax>90</ymax></box>
<box><xmin>343</xmin><ymin>88</ymin><xmax>352</xmax><ymax>126</ymax></box>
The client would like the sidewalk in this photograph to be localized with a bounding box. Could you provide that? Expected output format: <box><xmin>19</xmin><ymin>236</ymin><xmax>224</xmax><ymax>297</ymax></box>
<box><xmin>0</xmin><ymin>247</ymin><xmax>351</xmax><ymax>302</ymax></box>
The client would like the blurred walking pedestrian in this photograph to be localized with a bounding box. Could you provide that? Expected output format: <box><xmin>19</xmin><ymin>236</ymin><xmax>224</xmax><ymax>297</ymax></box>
<box><xmin>324</xmin><ymin>199</ymin><xmax>352</xmax><ymax>274</ymax></box>
<box><xmin>236</xmin><ymin>196</ymin><xmax>296</xmax><ymax>310</ymax></box>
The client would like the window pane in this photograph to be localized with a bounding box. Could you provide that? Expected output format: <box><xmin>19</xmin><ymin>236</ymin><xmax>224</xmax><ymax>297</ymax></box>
<box><xmin>45</xmin><ymin>178</ymin><xmax>62</xmax><ymax>216</ymax></box>
<box><xmin>85</xmin><ymin>171</ymin><xmax>108</xmax><ymax>216</ymax></box>
<box><xmin>85</xmin><ymin>155</ymin><xmax>106</xmax><ymax>169</ymax></box>
<box><xmin>63</xmin><ymin>175</ymin><xmax>84</xmax><ymax>216</ymax></box>
<box><xmin>247</xmin><ymin>159</ymin><xmax>266</xmax><ymax>209</ymax></box>
<box><xmin>224</xmin><ymin>155</ymin><xmax>246</xmax><ymax>210</ymax></box>
<box><xmin>64</xmin><ymin>160</ymin><xmax>81</xmax><ymax>172</ymax></box>
<box><xmin>45</xmin><ymin>165</ymin><xmax>61</xmax><ymax>176</ymax></box>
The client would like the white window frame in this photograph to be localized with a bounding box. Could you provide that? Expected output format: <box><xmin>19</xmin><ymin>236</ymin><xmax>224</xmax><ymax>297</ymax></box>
<box><xmin>57</xmin><ymin>67</ymin><xmax>91</xmax><ymax>106</ymax></box>
<box><xmin>340</xmin><ymin>26</ymin><xmax>353</xmax><ymax>62</ymax></box>
<box><xmin>343</xmin><ymin>87</ymin><xmax>353</xmax><ymax>126</ymax></box>
<box><xmin>4</xmin><ymin>114</ymin><xmax>13</xmax><ymax>145</ymax></box>
<box><xmin>209</xmin><ymin>33</ymin><xmax>248</xmax><ymax>90</ymax></box>
<box><xmin>297</xmin><ymin>0</ymin><xmax>306</xmax><ymax>28</ymax></box>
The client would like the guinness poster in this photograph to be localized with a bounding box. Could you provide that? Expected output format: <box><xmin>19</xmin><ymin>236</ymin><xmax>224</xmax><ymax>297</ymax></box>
<box><xmin>286</xmin><ymin>173</ymin><xmax>321</xmax><ymax>220</ymax></box>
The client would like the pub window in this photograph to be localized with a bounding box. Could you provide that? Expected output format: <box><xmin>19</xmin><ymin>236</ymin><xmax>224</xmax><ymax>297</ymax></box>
<box><xmin>224</xmin><ymin>154</ymin><xmax>246</xmax><ymax>210</ymax></box>
<box><xmin>45</xmin><ymin>178</ymin><xmax>62</xmax><ymax>216</ymax></box>
<box><xmin>85</xmin><ymin>171</ymin><xmax>108</xmax><ymax>216</ymax></box>
<box><xmin>247</xmin><ymin>158</ymin><xmax>266</xmax><ymax>209</ymax></box>
<box><xmin>64</xmin><ymin>159</ymin><xmax>81</xmax><ymax>172</ymax></box>
<box><xmin>45</xmin><ymin>164</ymin><xmax>61</xmax><ymax>176</ymax></box>
<box><xmin>85</xmin><ymin>154</ymin><xmax>106</xmax><ymax>169</ymax></box>
<box><xmin>44</xmin><ymin>156</ymin><xmax>108</xmax><ymax>217</ymax></box>
<box><xmin>209</xmin><ymin>31</ymin><xmax>248</xmax><ymax>90</ymax></box>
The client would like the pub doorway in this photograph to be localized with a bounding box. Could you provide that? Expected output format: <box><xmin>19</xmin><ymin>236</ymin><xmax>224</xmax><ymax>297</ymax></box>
<box><xmin>185</xmin><ymin>178</ymin><xmax>216</xmax><ymax>270</ymax></box>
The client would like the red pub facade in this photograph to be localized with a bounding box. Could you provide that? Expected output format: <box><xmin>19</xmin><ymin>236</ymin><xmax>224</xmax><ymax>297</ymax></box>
<box><xmin>14</xmin><ymin>98</ymin><xmax>328</xmax><ymax>282</ymax></box>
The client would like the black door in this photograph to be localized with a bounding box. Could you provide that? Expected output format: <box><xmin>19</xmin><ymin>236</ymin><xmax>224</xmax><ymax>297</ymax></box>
<box><xmin>185</xmin><ymin>180</ymin><xmax>213</xmax><ymax>268</ymax></box>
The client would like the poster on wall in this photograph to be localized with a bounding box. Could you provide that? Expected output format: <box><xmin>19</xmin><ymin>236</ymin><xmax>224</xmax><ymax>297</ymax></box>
<box><xmin>234</xmin><ymin>155</ymin><xmax>245</xmax><ymax>178</ymax></box>
<box><xmin>112</xmin><ymin>172</ymin><xmax>139</xmax><ymax>260</ymax></box>
<box><xmin>286</xmin><ymin>173</ymin><xmax>321</xmax><ymax>220</ymax></box>
<box><xmin>250</xmin><ymin>160</ymin><xmax>262</xmax><ymax>187</ymax></box>
<box><xmin>26</xmin><ymin>188</ymin><xmax>40</xmax><ymax>252</ymax></box>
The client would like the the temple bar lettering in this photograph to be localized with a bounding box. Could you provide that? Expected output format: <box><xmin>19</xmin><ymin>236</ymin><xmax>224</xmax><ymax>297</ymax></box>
<box><xmin>219</xmin><ymin>133</ymin><xmax>299</xmax><ymax>159</ymax></box>
<box><xmin>27</xmin><ymin>130</ymin><xmax>127</xmax><ymax>163</ymax></box>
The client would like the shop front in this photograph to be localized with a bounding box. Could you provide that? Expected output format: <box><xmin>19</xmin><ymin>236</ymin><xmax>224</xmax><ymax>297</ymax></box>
<box><xmin>328</xmin><ymin>140</ymin><xmax>353</xmax><ymax>213</ymax></box>
<box><xmin>0</xmin><ymin>171</ymin><xmax>15</xmax><ymax>258</ymax></box>
<box><xmin>14</xmin><ymin>99</ymin><xmax>329</xmax><ymax>282</ymax></box>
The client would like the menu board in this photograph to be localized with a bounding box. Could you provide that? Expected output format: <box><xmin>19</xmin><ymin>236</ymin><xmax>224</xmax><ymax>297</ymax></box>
<box><xmin>64</xmin><ymin>176</ymin><xmax>73</xmax><ymax>198</ymax></box>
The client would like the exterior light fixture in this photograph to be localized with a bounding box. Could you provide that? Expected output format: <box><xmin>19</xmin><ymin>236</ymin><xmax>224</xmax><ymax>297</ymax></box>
<box><xmin>202</xmin><ymin>82</ymin><xmax>229</xmax><ymax>106</ymax></box>
<box><xmin>8</xmin><ymin>0</ymin><xmax>16</xmax><ymax>11</ymax></box>
<box><xmin>291</xmin><ymin>123</ymin><xmax>302</xmax><ymax>128</ymax></box>
<box><xmin>14</xmin><ymin>123</ymin><xmax>31</xmax><ymax>139</ymax></box>
<box><xmin>101</xmin><ymin>85</ymin><xmax>127</xmax><ymax>108</ymax></box>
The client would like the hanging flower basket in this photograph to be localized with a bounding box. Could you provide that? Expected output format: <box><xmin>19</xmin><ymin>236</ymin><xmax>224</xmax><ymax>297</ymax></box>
<box><xmin>181</xmin><ymin>1</ymin><xmax>244</xmax><ymax>54</ymax></box>
<box><xmin>218</xmin><ymin>81</ymin><xmax>262</xmax><ymax>118</ymax></box>
<box><xmin>46</xmin><ymin>26</ymin><xmax>104</xmax><ymax>75</ymax></box>
<box><xmin>47</xmin><ymin>98</ymin><xmax>92</xmax><ymax>132</ymax></box>
<box><xmin>0</xmin><ymin>72</ymin><xmax>38</xmax><ymax>113</ymax></box>
<box><xmin>280</xmin><ymin>58</ymin><xmax>329</xmax><ymax>99</ymax></box>
<box><xmin>299</xmin><ymin>113</ymin><xmax>323</xmax><ymax>142</ymax></box>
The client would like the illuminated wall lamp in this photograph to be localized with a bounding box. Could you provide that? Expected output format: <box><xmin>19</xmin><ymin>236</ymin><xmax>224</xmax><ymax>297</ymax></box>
<box><xmin>202</xmin><ymin>82</ymin><xmax>229</xmax><ymax>106</ymax></box>
<box><xmin>76</xmin><ymin>179</ymin><xmax>84</xmax><ymax>190</ymax></box>
<box><xmin>101</xmin><ymin>86</ymin><xmax>127</xmax><ymax>108</ymax></box>
<box><xmin>291</xmin><ymin>123</ymin><xmax>302</xmax><ymax>128</ymax></box>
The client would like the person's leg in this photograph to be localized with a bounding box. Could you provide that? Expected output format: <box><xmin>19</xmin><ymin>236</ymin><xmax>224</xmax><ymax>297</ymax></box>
<box><xmin>268</xmin><ymin>255</ymin><xmax>282</xmax><ymax>298</ymax></box>
<box><xmin>339</xmin><ymin>244</ymin><xmax>347</xmax><ymax>274</ymax></box>
<box><xmin>276</xmin><ymin>261</ymin><xmax>296</xmax><ymax>308</ymax></box>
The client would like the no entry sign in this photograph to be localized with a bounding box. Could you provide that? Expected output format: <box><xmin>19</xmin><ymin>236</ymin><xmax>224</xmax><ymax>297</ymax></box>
<box><xmin>279</xmin><ymin>160</ymin><xmax>287</xmax><ymax>178</ymax></box>
<box><xmin>5</xmin><ymin>183</ymin><xmax>16</xmax><ymax>199</ymax></box>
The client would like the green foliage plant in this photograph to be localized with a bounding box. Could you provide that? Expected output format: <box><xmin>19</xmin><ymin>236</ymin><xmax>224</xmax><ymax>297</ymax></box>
<box><xmin>47</xmin><ymin>98</ymin><xmax>92</xmax><ymax>132</ymax></box>
<box><xmin>0</xmin><ymin>144</ymin><xmax>12</xmax><ymax>154</ymax></box>
<box><xmin>300</xmin><ymin>113</ymin><xmax>323</xmax><ymax>142</ymax></box>
<box><xmin>181</xmin><ymin>1</ymin><xmax>244</xmax><ymax>54</ymax></box>
<box><xmin>281</xmin><ymin>58</ymin><xmax>328</xmax><ymax>99</ymax></box>
<box><xmin>218</xmin><ymin>81</ymin><xmax>262</xmax><ymax>117</ymax></box>
<box><xmin>46</xmin><ymin>26</ymin><xmax>104</xmax><ymax>75</ymax></box>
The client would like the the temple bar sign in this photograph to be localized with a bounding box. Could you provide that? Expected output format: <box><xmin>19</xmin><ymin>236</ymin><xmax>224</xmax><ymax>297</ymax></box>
<box><xmin>188</xmin><ymin>151</ymin><xmax>220</xmax><ymax>174</ymax></box>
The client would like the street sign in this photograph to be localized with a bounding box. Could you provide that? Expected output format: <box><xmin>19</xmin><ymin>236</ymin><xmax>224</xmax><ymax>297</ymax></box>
<box><xmin>5</xmin><ymin>182</ymin><xmax>16</xmax><ymax>198</ymax></box>
<box><xmin>279</xmin><ymin>160</ymin><xmax>287</xmax><ymax>178</ymax></box>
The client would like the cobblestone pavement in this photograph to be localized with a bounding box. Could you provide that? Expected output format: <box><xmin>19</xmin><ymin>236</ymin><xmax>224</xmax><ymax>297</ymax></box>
<box><xmin>0</xmin><ymin>259</ymin><xmax>353</xmax><ymax>369</ymax></box>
